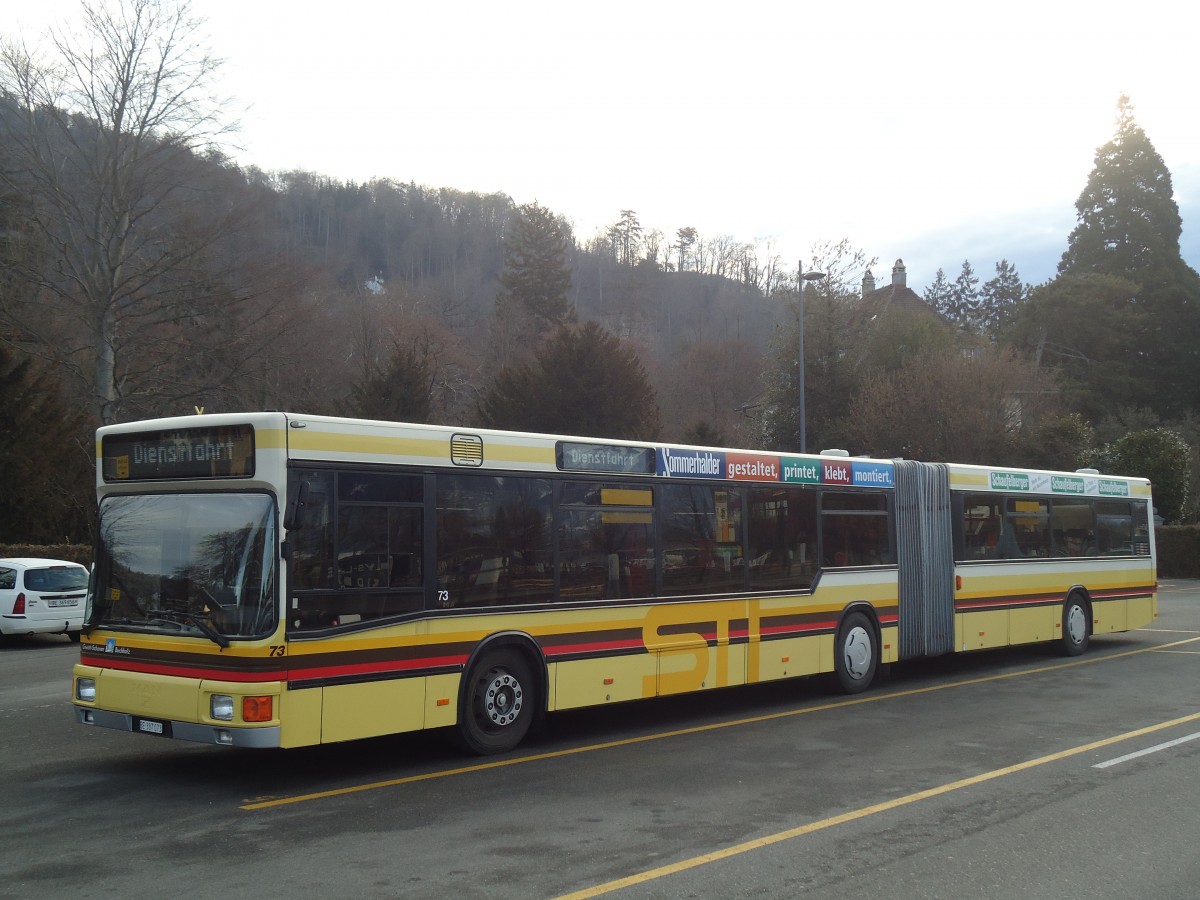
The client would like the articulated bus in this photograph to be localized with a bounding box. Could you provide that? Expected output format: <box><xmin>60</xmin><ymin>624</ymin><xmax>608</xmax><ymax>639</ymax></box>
<box><xmin>72</xmin><ymin>412</ymin><xmax>1157</xmax><ymax>753</ymax></box>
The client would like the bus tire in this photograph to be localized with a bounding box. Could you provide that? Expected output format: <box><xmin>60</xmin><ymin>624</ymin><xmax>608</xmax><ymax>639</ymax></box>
<box><xmin>458</xmin><ymin>647</ymin><xmax>536</xmax><ymax>754</ymax></box>
<box><xmin>1060</xmin><ymin>594</ymin><xmax>1090</xmax><ymax>657</ymax></box>
<box><xmin>835</xmin><ymin>611</ymin><xmax>878</xmax><ymax>694</ymax></box>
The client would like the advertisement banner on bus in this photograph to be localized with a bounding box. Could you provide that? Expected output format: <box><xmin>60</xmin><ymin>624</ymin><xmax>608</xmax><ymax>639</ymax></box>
<box><xmin>657</xmin><ymin>448</ymin><xmax>725</xmax><ymax>479</ymax></box>
<box><xmin>1099</xmin><ymin>479</ymin><xmax>1131</xmax><ymax>497</ymax></box>
<box><xmin>781</xmin><ymin>458</ymin><xmax>822</xmax><ymax>483</ymax></box>
<box><xmin>851</xmin><ymin>461</ymin><xmax>894</xmax><ymax>488</ymax></box>
<box><xmin>726</xmin><ymin>453</ymin><xmax>780</xmax><ymax>481</ymax></box>
<box><xmin>988</xmin><ymin>470</ymin><xmax>1133</xmax><ymax>497</ymax></box>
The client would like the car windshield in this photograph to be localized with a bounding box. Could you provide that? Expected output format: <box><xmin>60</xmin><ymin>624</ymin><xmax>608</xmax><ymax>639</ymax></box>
<box><xmin>26</xmin><ymin>566</ymin><xmax>88</xmax><ymax>592</ymax></box>
<box><xmin>90</xmin><ymin>492</ymin><xmax>277</xmax><ymax>642</ymax></box>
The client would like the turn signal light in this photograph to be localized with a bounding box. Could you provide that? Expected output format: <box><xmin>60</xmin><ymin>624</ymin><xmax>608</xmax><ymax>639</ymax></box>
<box><xmin>242</xmin><ymin>696</ymin><xmax>273</xmax><ymax>722</ymax></box>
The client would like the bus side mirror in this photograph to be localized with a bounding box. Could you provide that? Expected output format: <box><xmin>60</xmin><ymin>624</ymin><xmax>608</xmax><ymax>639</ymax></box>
<box><xmin>284</xmin><ymin>481</ymin><xmax>309</xmax><ymax>531</ymax></box>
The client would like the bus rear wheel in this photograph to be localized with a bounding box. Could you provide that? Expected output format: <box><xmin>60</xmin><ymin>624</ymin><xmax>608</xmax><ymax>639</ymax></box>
<box><xmin>1060</xmin><ymin>595</ymin><xmax>1090</xmax><ymax>656</ymax></box>
<box><xmin>458</xmin><ymin>648</ymin><xmax>536</xmax><ymax>754</ymax></box>
<box><xmin>835</xmin><ymin>611</ymin><xmax>878</xmax><ymax>694</ymax></box>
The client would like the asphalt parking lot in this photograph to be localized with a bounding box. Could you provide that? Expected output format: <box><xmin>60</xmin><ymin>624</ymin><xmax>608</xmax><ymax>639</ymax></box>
<box><xmin>2</xmin><ymin>582</ymin><xmax>1198</xmax><ymax>899</ymax></box>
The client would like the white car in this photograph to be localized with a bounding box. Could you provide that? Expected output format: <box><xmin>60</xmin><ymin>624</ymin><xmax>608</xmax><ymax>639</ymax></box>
<box><xmin>0</xmin><ymin>558</ymin><xmax>89</xmax><ymax>644</ymax></box>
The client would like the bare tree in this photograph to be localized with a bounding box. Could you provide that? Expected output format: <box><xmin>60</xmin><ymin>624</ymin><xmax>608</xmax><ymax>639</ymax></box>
<box><xmin>802</xmin><ymin>238</ymin><xmax>879</xmax><ymax>298</ymax></box>
<box><xmin>846</xmin><ymin>346</ymin><xmax>1060</xmax><ymax>464</ymax></box>
<box><xmin>0</xmin><ymin>0</ymin><xmax>288</xmax><ymax>423</ymax></box>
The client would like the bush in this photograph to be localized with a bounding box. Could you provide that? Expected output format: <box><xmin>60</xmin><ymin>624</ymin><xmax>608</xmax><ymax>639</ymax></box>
<box><xmin>0</xmin><ymin>544</ymin><xmax>93</xmax><ymax>567</ymax></box>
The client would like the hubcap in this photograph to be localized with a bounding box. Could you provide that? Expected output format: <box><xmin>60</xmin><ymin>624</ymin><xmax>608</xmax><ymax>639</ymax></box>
<box><xmin>481</xmin><ymin>671</ymin><xmax>523</xmax><ymax>727</ymax></box>
<box><xmin>1066</xmin><ymin>604</ymin><xmax>1087</xmax><ymax>644</ymax></box>
<box><xmin>843</xmin><ymin>626</ymin><xmax>872</xmax><ymax>680</ymax></box>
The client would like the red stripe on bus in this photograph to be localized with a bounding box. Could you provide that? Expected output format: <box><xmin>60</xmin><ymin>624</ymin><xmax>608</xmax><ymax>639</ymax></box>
<box><xmin>957</xmin><ymin>589</ymin><xmax>1153</xmax><ymax>612</ymax></box>
<box><xmin>85</xmin><ymin>656</ymin><xmax>287</xmax><ymax>682</ymax></box>
<box><xmin>543</xmin><ymin>638</ymin><xmax>645</xmax><ymax>657</ymax></box>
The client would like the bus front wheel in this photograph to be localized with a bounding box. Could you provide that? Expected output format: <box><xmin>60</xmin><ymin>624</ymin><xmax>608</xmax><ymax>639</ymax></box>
<box><xmin>458</xmin><ymin>648</ymin><xmax>536</xmax><ymax>754</ymax></box>
<box><xmin>835</xmin><ymin>611</ymin><xmax>878</xmax><ymax>694</ymax></box>
<box><xmin>1060</xmin><ymin>595</ymin><xmax>1090</xmax><ymax>657</ymax></box>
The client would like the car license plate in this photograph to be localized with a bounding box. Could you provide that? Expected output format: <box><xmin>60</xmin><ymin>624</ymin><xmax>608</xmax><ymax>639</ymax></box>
<box><xmin>48</xmin><ymin>597</ymin><xmax>80</xmax><ymax>608</ymax></box>
<box><xmin>138</xmin><ymin>718</ymin><xmax>165</xmax><ymax>735</ymax></box>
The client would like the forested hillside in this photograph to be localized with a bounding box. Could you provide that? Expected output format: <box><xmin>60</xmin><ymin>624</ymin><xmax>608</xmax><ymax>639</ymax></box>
<box><xmin>3</xmin><ymin>1</ymin><xmax>1200</xmax><ymax>545</ymax></box>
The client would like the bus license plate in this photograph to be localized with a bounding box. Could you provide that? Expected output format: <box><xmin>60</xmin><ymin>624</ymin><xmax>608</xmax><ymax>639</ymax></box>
<box><xmin>137</xmin><ymin>718</ymin><xmax>166</xmax><ymax>736</ymax></box>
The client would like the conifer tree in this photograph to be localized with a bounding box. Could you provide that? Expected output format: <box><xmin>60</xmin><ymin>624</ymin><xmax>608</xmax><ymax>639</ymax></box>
<box><xmin>349</xmin><ymin>340</ymin><xmax>434</xmax><ymax>424</ymax></box>
<box><xmin>495</xmin><ymin>202</ymin><xmax>574</xmax><ymax>326</ymax></box>
<box><xmin>924</xmin><ymin>268</ymin><xmax>953</xmax><ymax>320</ymax></box>
<box><xmin>1059</xmin><ymin>95</ymin><xmax>1185</xmax><ymax>282</ymax></box>
<box><xmin>978</xmin><ymin>260</ymin><xmax>1027</xmax><ymax>337</ymax></box>
<box><xmin>949</xmin><ymin>260</ymin><xmax>981</xmax><ymax>331</ymax></box>
<box><xmin>477</xmin><ymin>322</ymin><xmax>660</xmax><ymax>440</ymax></box>
<box><xmin>1055</xmin><ymin>95</ymin><xmax>1200</xmax><ymax>417</ymax></box>
<box><xmin>612</xmin><ymin>210</ymin><xmax>643</xmax><ymax>267</ymax></box>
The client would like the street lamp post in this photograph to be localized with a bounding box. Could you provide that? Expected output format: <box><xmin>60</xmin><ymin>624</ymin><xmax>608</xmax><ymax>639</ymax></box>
<box><xmin>797</xmin><ymin>267</ymin><xmax>827</xmax><ymax>454</ymax></box>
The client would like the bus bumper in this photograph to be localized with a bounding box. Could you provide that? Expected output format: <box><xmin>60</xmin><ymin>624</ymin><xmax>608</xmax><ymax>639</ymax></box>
<box><xmin>74</xmin><ymin>705</ymin><xmax>281</xmax><ymax>747</ymax></box>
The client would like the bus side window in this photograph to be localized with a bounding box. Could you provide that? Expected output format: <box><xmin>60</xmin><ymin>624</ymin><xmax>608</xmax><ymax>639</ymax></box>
<box><xmin>1096</xmin><ymin>501</ymin><xmax>1135</xmax><ymax>556</ymax></box>
<box><xmin>289</xmin><ymin>469</ymin><xmax>424</xmax><ymax>630</ymax></box>
<box><xmin>747</xmin><ymin>487</ymin><xmax>817</xmax><ymax>591</ymax></box>
<box><xmin>289</xmin><ymin>470</ymin><xmax>334</xmax><ymax>590</ymax></box>
<box><xmin>436</xmin><ymin>475</ymin><xmax>554</xmax><ymax>607</ymax></box>
<box><xmin>1049</xmin><ymin>497</ymin><xmax>1094</xmax><ymax>558</ymax></box>
<box><xmin>661</xmin><ymin>484</ymin><xmax>744</xmax><ymax>596</ymax></box>
<box><xmin>820</xmin><ymin>491</ymin><xmax>890</xmax><ymax>568</ymax></box>
<box><xmin>557</xmin><ymin>482</ymin><xmax>654</xmax><ymax>603</ymax></box>
<box><xmin>1005</xmin><ymin>498</ymin><xmax>1051</xmax><ymax>557</ymax></box>
<box><xmin>962</xmin><ymin>497</ymin><xmax>1002</xmax><ymax>560</ymax></box>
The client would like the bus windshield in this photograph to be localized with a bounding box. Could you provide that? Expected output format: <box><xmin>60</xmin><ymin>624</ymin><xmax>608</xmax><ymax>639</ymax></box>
<box><xmin>89</xmin><ymin>493</ymin><xmax>277</xmax><ymax>642</ymax></box>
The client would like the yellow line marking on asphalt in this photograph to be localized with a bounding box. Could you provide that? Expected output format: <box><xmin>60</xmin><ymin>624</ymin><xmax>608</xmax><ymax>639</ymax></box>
<box><xmin>240</xmin><ymin>634</ymin><xmax>1200</xmax><ymax>811</ymax></box>
<box><xmin>553</xmin><ymin>709</ymin><xmax>1200</xmax><ymax>900</ymax></box>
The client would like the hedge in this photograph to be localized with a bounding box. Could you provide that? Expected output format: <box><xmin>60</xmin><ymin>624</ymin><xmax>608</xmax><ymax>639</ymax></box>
<box><xmin>1154</xmin><ymin>526</ymin><xmax>1200</xmax><ymax>579</ymax></box>
<box><xmin>0</xmin><ymin>544</ymin><xmax>94</xmax><ymax>567</ymax></box>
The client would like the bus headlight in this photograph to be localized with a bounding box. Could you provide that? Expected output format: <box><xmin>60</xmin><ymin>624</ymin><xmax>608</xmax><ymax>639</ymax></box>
<box><xmin>76</xmin><ymin>677</ymin><xmax>96</xmax><ymax>702</ymax></box>
<box><xmin>210</xmin><ymin>694</ymin><xmax>235</xmax><ymax>721</ymax></box>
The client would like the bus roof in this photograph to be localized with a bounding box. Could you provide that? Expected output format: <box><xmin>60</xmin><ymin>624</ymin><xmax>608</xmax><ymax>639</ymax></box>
<box><xmin>96</xmin><ymin>412</ymin><xmax>1153</xmax><ymax>496</ymax></box>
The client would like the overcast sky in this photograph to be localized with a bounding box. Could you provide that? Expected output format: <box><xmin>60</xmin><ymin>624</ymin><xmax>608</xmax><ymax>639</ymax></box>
<box><xmin>9</xmin><ymin>0</ymin><xmax>1199</xmax><ymax>291</ymax></box>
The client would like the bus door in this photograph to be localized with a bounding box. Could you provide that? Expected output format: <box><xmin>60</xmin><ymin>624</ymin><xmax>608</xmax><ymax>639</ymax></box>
<box><xmin>894</xmin><ymin>461</ymin><xmax>954</xmax><ymax>658</ymax></box>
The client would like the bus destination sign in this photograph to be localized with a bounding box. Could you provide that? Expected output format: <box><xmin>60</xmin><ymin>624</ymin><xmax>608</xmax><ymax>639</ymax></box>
<box><xmin>557</xmin><ymin>442</ymin><xmax>657</xmax><ymax>475</ymax></box>
<box><xmin>102</xmin><ymin>425</ymin><xmax>255</xmax><ymax>481</ymax></box>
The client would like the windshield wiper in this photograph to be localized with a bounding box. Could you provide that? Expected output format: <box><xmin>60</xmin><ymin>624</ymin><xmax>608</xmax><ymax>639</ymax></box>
<box><xmin>146</xmin><ymin>608</ymin><xmax>230</xmax><ymax>649</ymax></box>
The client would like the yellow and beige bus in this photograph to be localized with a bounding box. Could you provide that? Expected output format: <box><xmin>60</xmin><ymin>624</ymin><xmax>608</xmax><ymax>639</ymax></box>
<box><xmin>72</xmin><ymin>412</ymin><xmax>1157</xmax><ymax>753</ymax></box>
